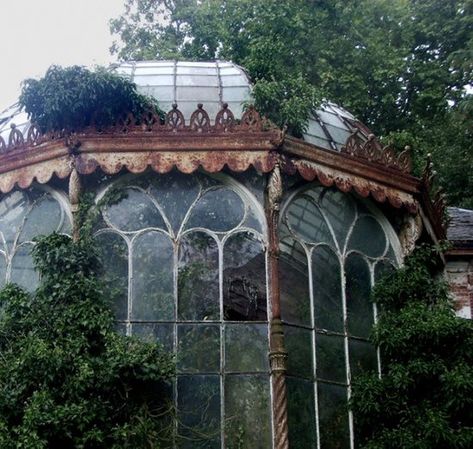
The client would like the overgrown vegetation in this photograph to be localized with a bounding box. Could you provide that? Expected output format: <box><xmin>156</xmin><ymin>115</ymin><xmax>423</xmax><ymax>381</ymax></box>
<box><xmin>111</xmin><ymin>0</ymin><xmax>473</xmax><ymax>207</ymax></box>
<box><xmin>351</xmin><ymin>245</ymin><xmax>473</xmax><ymax>449</ymax></box>
<box><xmin>0</xmin><ymin>231</ymin><xmax>175</xmax><ymax>448</ymax></box>
<box><xmin>19</xmin><ymin>65</ymin><xmax>162</xmax><ymax>133</ymax></box>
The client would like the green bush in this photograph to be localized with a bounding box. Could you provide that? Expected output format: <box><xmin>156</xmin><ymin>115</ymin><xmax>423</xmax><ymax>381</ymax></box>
<box><xmin>0</xmin><ymin>233</ymin><xmax>174</xmax><ymax>448</ymax></box>
<box><xmin>351</xmin><ymin>245</ymin><xmax>473</xmax><ymax>449</ymax></box>
<box><xmin>19</xmin><ymin>65</ymin><xmax>162</xmax><ymax>132</ymax></box>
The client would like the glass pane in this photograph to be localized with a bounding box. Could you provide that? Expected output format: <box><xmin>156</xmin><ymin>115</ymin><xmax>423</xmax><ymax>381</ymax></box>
<box><xmin>316</xmin><ymin>334</ymin><xmax>346</xmax><ymax>383</ymax></box>
<box><xmin>178</xmin><ymin>325</ymin><xmax>220</xmax><ymax>373</ymax></box>
<box><xmin>10</xmin><ymin>244</ymin><xmax>38</xmax><ymax>291</ymax></box>
<box><xmin>177</xmin><ymin>375</ymin><xmax>221</xmax><ymax>449</ymax></box>
<box><xmin>375</xmin><ymin>259</ymin><xmax>396</xmax><ymax>282</ymax></box>
<box><xmin>223</xmin><ymin>232</ymin><xmax>266</xmax><ymax>321</ymax></box>
<box><xmin>19</xmin><ymin>195</ymin><xmax>63</xmax><ymax>243</ymax></box>
<box><xmin>284</xmin><ymin>325</ymin><xmax>313</xmax><ymax>379</ymax></box>
<box><xmin>320</xmin><ymin>188</ymin><xmax>356</xmax><ymax>249</ymax></box>
<box><xmin>317</xmin><ymin>382</ymin><xmax>350</xmax><ymax>449</ymax></box>
<box><xmin>313</xmin><ymin>245</ymin><xmax>343</xmax><ymax>332</ymax></box>
<box><xmin>286</xmin><ymin>195</ymin><xmax>333</xmax><ymax>245</ymax></box>
<box><xmin>0</xmin><ymin>253</ymin><xmax>6</xmax><ymax>288</ymax></box>
<box><xmin>132</xmin><ymin>231</ymin><xmax>174</xmax><ymax>321</ymax></box>
<box><xmin>345</xmin><ymin>254</ymin><xmax>373</xmax><ymax>338</ymax></box>
<box><xmin>0</xmin><ymin>190</ymin><xmax>27</xmax><ymax>248</ymax></box>
<box><xmin>280</xmin><ymin>238</ymin><xmax>311</xmax><ymax>326</ymax></box>
<box><xmin>186</xmin><ymin>188</ymin><xmax>245</xmax><ymax>232</ymax></box>
<box><xmin>349</xmin><ymin>339</ymin><xmax>378</xmax><ymax>379</ymax></box>
<box><xmin>225</xmin><ymin>324</ymin><xmax>268</xmax><ymax>373</ymax></box>
<box><xmin>348</xmin><ymin>215</ymin><xmax>387</xmax><ymax>258</ymax></box>
<box><xmin>178</xmin><ymin>232</ymin><xmax>219</xmax><ymax>321</ymax></box>
<box><xmin>225</xmin><ymin>375</ymin><xmax>271</xmax><ymax>449</ymax></box>
<box><xmin>131</xmin><ymin>323</ymin><xmax>174</xmax><ymax>351</ymax></box>
<box><xmin>287</xmin><ymin>377</ymin><xmax>317</xmax><ymax>449</ymax></box>
<box><xmin>104</xmin><ymin>187</ymin><xmax>166</xmax><ymax>232</ymax></box>
<box><xmin>149</xmin><ymin>172</ymin><xmax>200</xmax><ymax>235</ymax></box>
<box><xmin>242</xmin><ymin>207</ymin><xmax>263</xmax><ymax>233</ymax></box>
<box><xmin>95</xmin><ymin>232</ymin><xmax>128</xmax><ymax>321</ymax></box>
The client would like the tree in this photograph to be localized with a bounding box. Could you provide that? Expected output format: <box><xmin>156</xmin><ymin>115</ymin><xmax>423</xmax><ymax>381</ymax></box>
<box><xmin>20</xmin><ymin>65</ymin><xmax>162</xmax><ymax>133</ymax></box>
<box><xmin>350</xmin><ymin>245</ymin><xmax>473</xmax><ymax>449</ymax></box>
<box><xmin>0</xmin><ymin>233</ymin><xmax>175</xmax><ymax>448</ymax></box>
<box><xmin>110</xmin><ymin>0</ymin><xmax>473</xmax><ymax>206</ymax></box>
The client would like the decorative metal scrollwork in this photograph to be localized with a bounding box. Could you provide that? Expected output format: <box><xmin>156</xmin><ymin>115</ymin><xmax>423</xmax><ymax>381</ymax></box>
<box><xmin>26</xmin><ymin>125</ymin><xmax>41</xmax><ymax>146</ymax></box>
<box><xmin>341</xmin><ymin>132</ymin><xmax>413</xmax><ymax>174</ymax></box>
<box><xmin>241</xmin><ymin>105</ymin><xmax>263</xmax><ymax>131</ymax></box>
<box><xmin>8</xmin><ymin>124</ymin><xmax>25</xmax><ymax>149</ymax></box>
<box><xmin>215</xmin><ymin>103</ymin><xmax>235</xmax><ymax>132</ymax></box>
<box><xmin>190</xmin><ymin>104</ymin><xmax>211</xmax><ymax>132</ymax></box>
<box><xmin>0</xmin><ymin>103</ymin><xmax>272</xmax><ymax>155</ymax></box>
<box><xmin>166</xmin><ymin>104</ymin><xmax>185</xmax><ymax>131</ymax></box>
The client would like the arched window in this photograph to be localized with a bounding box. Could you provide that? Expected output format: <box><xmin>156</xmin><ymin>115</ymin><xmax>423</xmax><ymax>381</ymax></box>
<box><xmin>280</xmin><ymin>185</ymin><xmax>399</xmax><ymax>449</ymax></box>
<box><xmin>94</xmin><ymin>171</ymin><xmax>271</xmax><ymax>448</ymax></box>
<box><xmin>0</xmin><ymin>186</ymin><xmax>71</xmax><ymax>291</ymax></box>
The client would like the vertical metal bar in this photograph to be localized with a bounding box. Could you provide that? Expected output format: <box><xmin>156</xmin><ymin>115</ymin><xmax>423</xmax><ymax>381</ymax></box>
<box><xmin>266</xmin><ymin>162</ymin><xmax>289</xmax><ymax>449</ymax></box>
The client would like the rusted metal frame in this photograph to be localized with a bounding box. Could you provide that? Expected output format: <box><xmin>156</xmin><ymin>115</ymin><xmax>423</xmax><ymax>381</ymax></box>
<box><xmin>76</xmin><ymin>132</ymin><xmax>282</xmax><ymax>152</ymax></box>
<box><xmin>0</xmin><ymin>143</ymin><xmax>70</xmax><ymax>175</ymax></box>
<box><xmin>266</xmin><ymin>161</ymin><xmax>289</xmax><ymax>449</ymax></box>
<box><xmin>282</xmin><ymin>136</ymin><xmax>420</xmax><ymax>194</ymax></box>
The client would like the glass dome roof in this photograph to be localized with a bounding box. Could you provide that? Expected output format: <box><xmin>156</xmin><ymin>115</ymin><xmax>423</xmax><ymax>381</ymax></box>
<box><xmin>0</xmin><ymin>60</ymin><xmax>367</xmax><ymax>150</ymax></box>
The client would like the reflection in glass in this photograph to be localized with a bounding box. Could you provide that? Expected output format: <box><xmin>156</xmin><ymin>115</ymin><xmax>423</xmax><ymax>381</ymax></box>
<box><xmin>177</xmin><ymin>375</ymin><xmax>221</xmax><ymax>449</ymax></box>
<box><xmin>320</xmin><ymin>188</ymin><xmax>356</xmax><ymax>249</ymax></box>
<box><xmin>225</xmin><ymin>375</ymin><xmax>271</xmax><ymax>449</ymax></box>
<box><xmin>178</xmin><ymin>325</ymin><xmax>220</xmax><ymax>373</ymax></box>
<box><xmin>131</xmin><ymin>323</ymin><xmax>174</xmax><ymax>351</ymax></box>
<box><xmin>349</xmin><ymin>338</ymin><xmax>378</xmax><ymax>378</ymax></box>
<box><xmin>104</xmin><ymin>188</ymin><xmax>166</xmax><ymax>232</ymax></box>
<box><xmin>375</xmin><ymin>259</ymin><xmax>396</xmax><ymax>282</ymax></box>
<box><xmin>187</xmin><ymin>188</ymin><xmax>245</xmax><ymax>232</ymax></box>
<box><xmin>284</xmin><ymin>325</ymin><xmax>313</xmax><ymax>379</ymax></box>
<box><xmin>286</xmin><ymin>195</ymin><xmax>333</xmax><ymax>245</ymax></box>
<box><xmin>95</xmin><ymin>232</ymin><xmax>128</xmax><ymax>321</ymax></box>
<box><xmin>317</xmin><ymin>382</ymin><xmax>350</xmax><ymax>449</ymax></box>
<box><xmin>313</xmin><ymin>245</ymin><xmax>343</xmax><ymax>332</ymax></box>
<box><xmin>280</xmin><ymin>238</ymin><xmax>311</xmax><ymax>326</ymax></box>
<box><xmin>149</xmin><ymin>172</ymin><xmax>200</xmax><ymax>234</ymax></box>
<box><xmin>287</xmin><ymin>377</ymin><xmax>317</xmax><ymax>449</ymax></box>
<box><xmin>0</xmin><ymin>190</ymin><xmax>27</xmax><ymax>247</ymax></box>
<box><xmin>345</xmin><ymin>254</ymin><xmax>373</xmax><ymax>338</ymax></box>
<box><xmin>178</xmin><ymin>232</ymin><xmax>219</xmax><ymax>321</ymax></box>
<box><xmin>0</xmin><ymin>253</ymin><xmax>6</xmax><ymax>289</ymax></box>
<box><xmin>225</xmin><ymin>324</ymin><xmax>268</xmax><ymax>373</ymax></box>
<box><xmin>349</xmin><ymin>215</ymin><xmax>386</xmax><ymax>258</ymax></box>
<box><xmin>19</xmin><ymin>195</ymin><xmax>62</xmax><ymax>243</ymax></box>
<box><xmin>132</xmin><ymin>231</ymin><xmax>174</xmax><ymax>321</ymax></box>
<box><xmin>10</xmin><ymin>244</ymin><xmax>38</xmax><ymax>291</ymax></box>
<box><xmin>316</xmin><ymin>333</ymin><xmax>346</xmax><ymax>383</ymax></box>
<box><xmin>223</xmin><ymin>232</ymin><xmax>266</xmax><ymax>321</ymax></box>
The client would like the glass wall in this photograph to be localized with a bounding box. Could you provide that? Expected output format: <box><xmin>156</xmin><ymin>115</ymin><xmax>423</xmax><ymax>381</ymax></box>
<box><xmin>94</xmin><ymin>172</ymin><xmax>271</xmax><ymax>449</ymax></box>
<box><xmin>0</xmin><ymin>186</ymin><xmax>71</xmax><ymax>291</ymax></box>
<box><xmin>280</xmin><ymin>185</ymin><xmax>398</xmax><ymax>449</ymax></box>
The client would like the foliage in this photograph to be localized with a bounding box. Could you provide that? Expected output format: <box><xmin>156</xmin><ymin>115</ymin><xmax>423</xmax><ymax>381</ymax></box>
<box><xmin>351</xmin><ymin>245</ymin><xmax>473</xmax><ymax>449</ymax></box>
<box><xmin>0</xmin><ymin>232</ymin><xmax>175</xmax><ymax>448</ymax></box>
<box><xmin>19</xmin><ymin>65</ymin><xmax>162</xmax><ymax>133</ymax></box>
<box><xmin>110</xmin><ymin>0</ymin><xmax>473</xmax><ymax>207</ymax></box>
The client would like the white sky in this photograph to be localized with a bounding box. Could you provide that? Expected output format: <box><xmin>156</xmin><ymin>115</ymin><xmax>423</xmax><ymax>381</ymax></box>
<box><xmin>0</xmin><ymin>0</ymin><xmax>126</xmax><ymax>109</ymax></box>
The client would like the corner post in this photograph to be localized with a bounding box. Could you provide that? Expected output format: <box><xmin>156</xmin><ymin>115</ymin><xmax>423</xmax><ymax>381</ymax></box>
<box><xmin>266</xmin><ymin>161</ymin><xmax>289</xmax><ymax>449</ymax></box>
<box><xmin>69</xmin><ymin>167</ymin><xmax>82</xmax><ymax>242</ymax></box>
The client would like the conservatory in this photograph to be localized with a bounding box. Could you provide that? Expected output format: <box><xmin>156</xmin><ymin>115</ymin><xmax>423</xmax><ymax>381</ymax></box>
<box><xmin>0</xmin><ymin>61</ymin><xmax>445</xmax><ymax>449</ymax></box>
